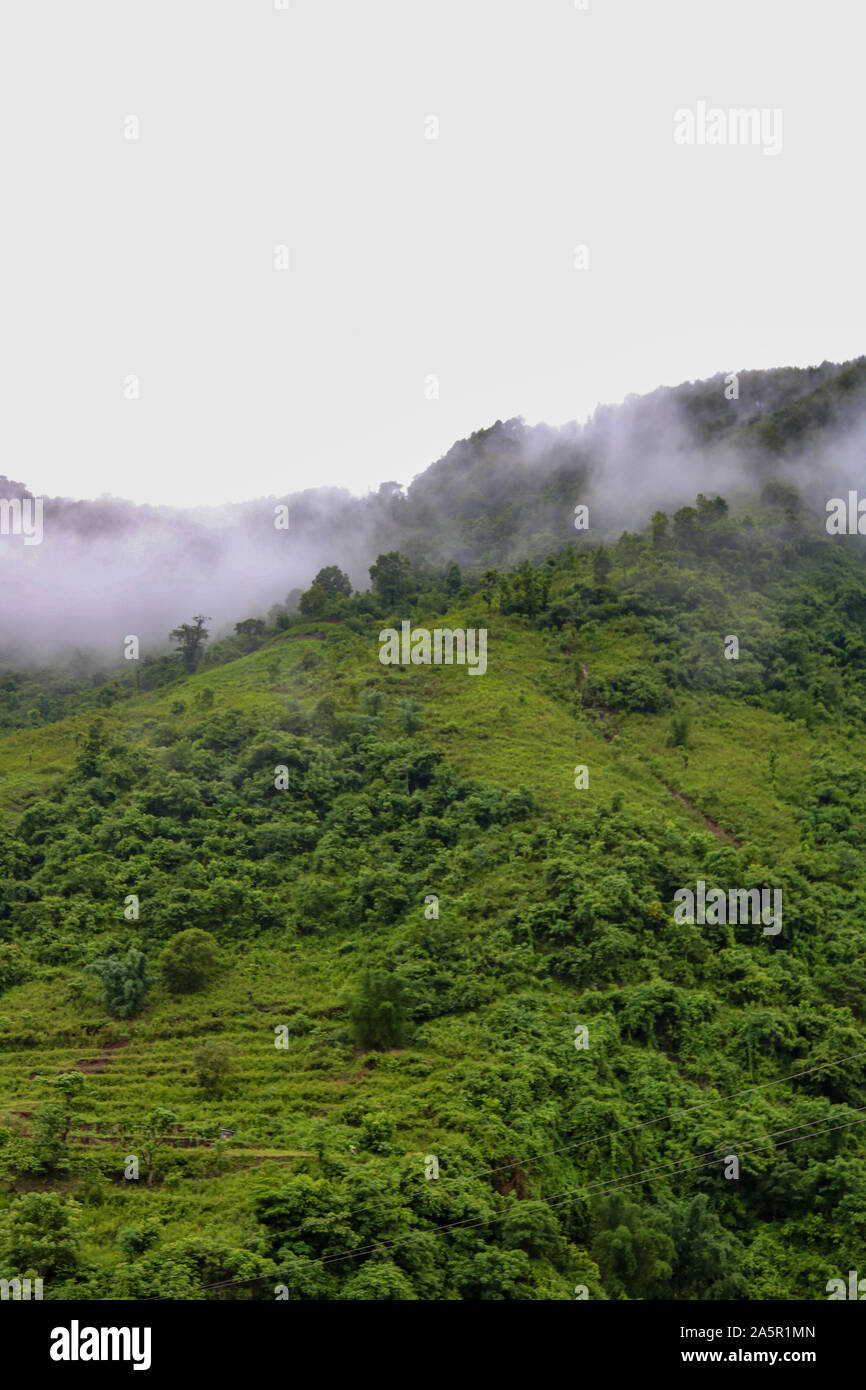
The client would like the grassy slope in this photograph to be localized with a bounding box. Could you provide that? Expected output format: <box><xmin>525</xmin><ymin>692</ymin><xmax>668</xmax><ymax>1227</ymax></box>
<box><xmin>0</xmin><ymin>606</ymin><xmax>853</xmax><ymax>1290</ymax></box>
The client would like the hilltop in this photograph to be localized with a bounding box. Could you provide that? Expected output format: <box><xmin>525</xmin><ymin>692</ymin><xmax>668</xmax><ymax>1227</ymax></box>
<box><xmin>4</xmin><ymin>353</ymin><xmax>866</xmax><ymax>662</ymax></box>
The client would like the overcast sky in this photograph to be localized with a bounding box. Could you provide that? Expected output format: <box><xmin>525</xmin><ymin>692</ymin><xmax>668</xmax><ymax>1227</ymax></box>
<box><xmin>0</xmin><ymin>0</ymin><xmax>863</xmax><ymax>507</ymax></box>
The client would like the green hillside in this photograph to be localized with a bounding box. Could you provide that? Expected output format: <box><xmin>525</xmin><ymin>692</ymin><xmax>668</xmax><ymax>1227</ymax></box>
<box><xmin>2</xmin><ymin>475</ymin><xmax>866</xmax><ymax>1301</ymax></box>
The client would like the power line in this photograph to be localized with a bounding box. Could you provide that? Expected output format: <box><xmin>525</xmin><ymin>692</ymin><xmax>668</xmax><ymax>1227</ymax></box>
<box><xmin>212</xmin><ymin>1044</ymin><xmax>866</xmax><ymax>1254</ymax></box>
<box><xmin>437</xmin><ymin>1044</ymin><xmax>866</xmax><ymax>1186</ymax></box>
<box><xmin>140</xmin><ymin>1103</ymin><xmax>866</xmax><ymax>1298</ymax></box>
<box><xmin>291</xmin><ymin>1106</ymin><xmax>866</xmax><ymax>1274</ymax></box>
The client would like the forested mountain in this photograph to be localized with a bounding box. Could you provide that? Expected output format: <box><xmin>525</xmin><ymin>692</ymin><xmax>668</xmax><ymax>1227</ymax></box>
<box><xmin>2</xmin><ymin>361</ymin><xmax>866</xmax><ymax>1299</ymax></box>
<box><xmin>3</xmin><ymin>355</ymin><xmax>866</xmax><ymax>663</ymax></box>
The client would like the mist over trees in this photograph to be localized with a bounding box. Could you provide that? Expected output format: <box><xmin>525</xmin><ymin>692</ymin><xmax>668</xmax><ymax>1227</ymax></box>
<box><xmin>3</xmin><ymin>356</ymin><xmax>866</xmax><ymax>667</ymax></box>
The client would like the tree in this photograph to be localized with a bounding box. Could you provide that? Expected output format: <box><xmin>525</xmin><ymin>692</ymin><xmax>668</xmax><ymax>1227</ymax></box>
<box><xmin>76</xmin><ymin>720</ymin><xmax>106</xmax><ymax>776</ymax></box>
<box><xmin>349</xmin><ymin>969</ymin><xmax>408</xmax><ymax>1050</ymax></box>
<box><xmin>590</xmin><ymin>1193</ymin><xmax>675</xmax><ymax>1299</ymax></box>
<box><xmin>661</xmin><ymin>1194</ymin><xmax>748</xmax><ymax>1299</ymax></box>
<box><xmin>369</xmin><ymin>552</ymin><xmax>413</xmax><ymax>606</ymax></box>
<box><xmin>29</xmin><ymin>1105</ymin><xmax>68</xmax><ymax>1171</ymax></box>
<box><xmin>234</xmin><ymin>618</ymin><xmax>266</xmax><ymax>642</ymax></box>
<box><xmin>312</xmin><ymin>566</ymin><xmax>352</xmax><ymax>597</ymax></box>
<box><xmin>592</xmin><ymin>547</ymin><xmax>612</xmax><ymax>584</ymax></box>
<box><xmin>34</xmin><ymin>1073</ymin><xmax>86</xmax><ymax>1162</ymax></box>
<box><xmin>650</xmin><ymin>510</ymin><xmax>669</xmax><ymax>549</ymax></box>
<box><xmin>159</xmin><ymin>929</ymin><xmax>221</xmax><ymax>994</ymax></box>
<box><xmin>444</xmin><ymin>562</ymin><xmax>462</xmax><ymax>598</ymax></box>
<box><xmin>86</xmin><ymin>948</ymin><xmax>155</xmax><ymax>1019</ymax></box>
<box><xmin>672</xmin><ymin>506</ymin><xmax>698</xmax><ymax>546</ymax></box>
<box><xmin>342</xmin><ymin>1261</ymin><xmax>417</xmax><ymax>1300</ymax></box>
<box><xmin>298</xmin><ymin>584</ymin><xmax>328</xmax><ymax>618</ymax></box>
<box><xmin>0</xmin><ymin>1192</ymin><xmax>80</xmax><ymax>1278</ymax></box>
<box><xmin>194</xmin><ymin>1041</ymin><xmax>237</xmax><ymax>1097</ymax></box>
<box><xmin>376</xmin><ymin>480</ymin><xmax>407</xmax><ymax>516</ymax></box>
<box><xmin>0</xmin><ymin>942</ymin><xmax>26</xmax><ymax>991</ymax></box>
<box><xmin>170</xmin><ymin>615</ymin><xmax>211</xmax><ymax>671</ymax></box>
<box><xmin>696</xmin><ymin>493</ymin><xmax>728</xmax><ymax>523</ymax></box>
<box><xmin>503</xmin><ymin>560</ymin><xmax>549</xmax><ymax>619</ymax></box>
<box><xmin>115</xmin><ymin>1222</ymin><xmax>160</xmax><ymax>1257</ymax></box>
<box><xmin>397</xmin><ymin>698</ymin><xmax>425</xmax><ymax>735</ymax></box>
<box><xmin>136</xmin><ymin>1107</ymin><xmax>176</xmax><ymax>1190</ymax></box>
<box><xmin>310</xmin><ymin>695</ymin><xmax>342</xmax><ymax>741</ymax></box>
<box><xmin>480</xmin><ymin>569</ymin><xmax>500</xmax><ymax>613</ymax></box>
<box><xmin>299</xmin><ymin>567</ymin><xmax>352</xmax><ymax>618</ymax></box>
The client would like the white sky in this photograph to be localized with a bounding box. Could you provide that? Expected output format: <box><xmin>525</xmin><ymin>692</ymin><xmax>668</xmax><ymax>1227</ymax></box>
<box><xmin>0</xmin><ymin>0</ymin><xmax>863</xmax><ymax>507</ymax></box>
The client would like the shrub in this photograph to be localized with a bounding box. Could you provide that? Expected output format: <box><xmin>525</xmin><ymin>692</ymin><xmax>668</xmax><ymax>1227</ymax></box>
<box><xmin>116</xmin><ymin>1224</ymin><xmax>160</xmax><ymax>1257</ymax></box>
<box><xmin>159</xmin><ymin>929</ymin><xmax>221</xmax><ymax>995</ymax></box>
<box><xmin>193</xmin><ymin>1041</ymin><xmax>238</xmax><ymax>1097</ymax></box>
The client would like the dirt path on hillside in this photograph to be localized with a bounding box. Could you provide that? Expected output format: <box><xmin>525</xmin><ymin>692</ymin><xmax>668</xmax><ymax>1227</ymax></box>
<box><xmin>669</xmin><ymin>789</ymin><xmax>743</xmax><ymax>846</ymax></box>
<box><xmin>579</xmin><ymin>660</ymin><xmax>742</xmax><ymax>845</ymax></box>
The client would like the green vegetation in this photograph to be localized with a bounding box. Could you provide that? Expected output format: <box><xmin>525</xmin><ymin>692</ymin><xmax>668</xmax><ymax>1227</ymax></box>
<box><xmin>159</xmin><ymin>930</ymin><xmax>221</xmax><ymax>996</ymax></box>
<box><xmin>3</xmin><ymin>424</ymin><xmax>866</xmax><ymax>1299</ymax></box>
<box><xmin>85</xmin><ymin>950</ymin><xmax>155</xmax><ymax>1021</ymax></box>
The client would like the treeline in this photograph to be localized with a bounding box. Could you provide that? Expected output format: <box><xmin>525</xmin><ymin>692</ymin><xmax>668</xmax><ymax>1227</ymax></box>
<box><xmin>5</xmin><ymin>482</ymin><xmax>866</xmax><ymax>739</ymax></box>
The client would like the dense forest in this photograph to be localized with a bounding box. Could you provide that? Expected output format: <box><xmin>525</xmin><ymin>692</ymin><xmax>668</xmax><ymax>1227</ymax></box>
<box><xmin>2</xmin><ymin>361</ymin><xmax>866</xmax><ymax>1299</ymax></box>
